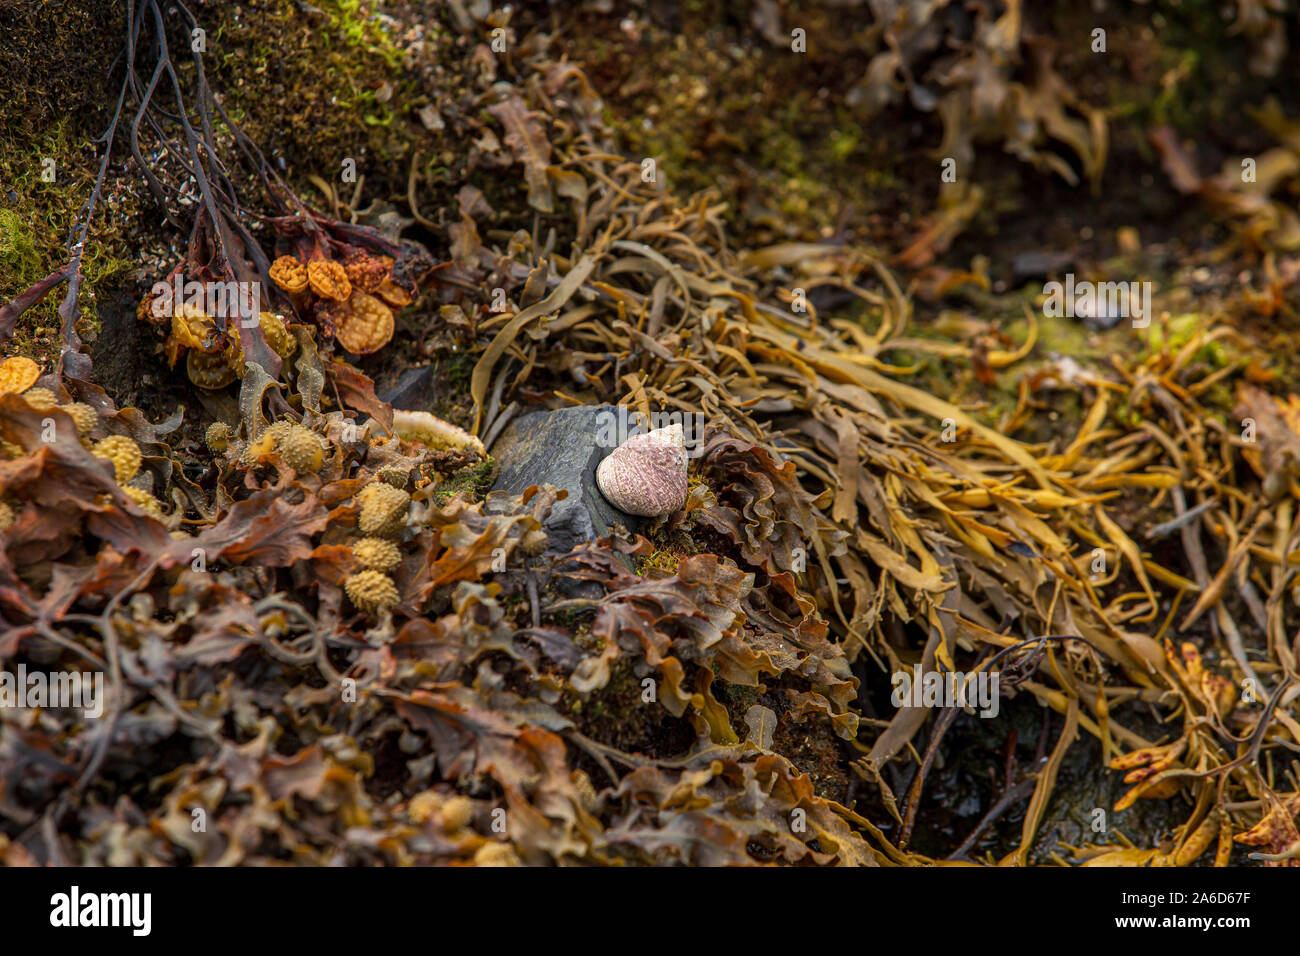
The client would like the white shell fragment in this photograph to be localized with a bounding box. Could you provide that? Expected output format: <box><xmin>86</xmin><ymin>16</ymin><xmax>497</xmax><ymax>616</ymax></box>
<box><xmin>365</xmin><ymin>409</ymin><xmax>486</xmax><ymax>455</ymax></box>
<box><xmin>595</xmin><ymin>423</ymin><xmax>688</xmax><ymax>518</ymax></box>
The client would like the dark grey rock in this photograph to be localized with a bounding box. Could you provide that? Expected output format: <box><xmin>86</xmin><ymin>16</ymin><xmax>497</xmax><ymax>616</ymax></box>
<box><xmin>489</xmin><ymin>405</ymin><xmax>643</xmax><ymax>554</ymax></box>
<box><xmin>1011</xmin><ymin>250</ymin><xmax>1073</xmax><ymax>285</ymax></box>
<box><xmin>378</xmin><ymin>365</ymin><xmax>437</xmax><ymax>411</ymax></box>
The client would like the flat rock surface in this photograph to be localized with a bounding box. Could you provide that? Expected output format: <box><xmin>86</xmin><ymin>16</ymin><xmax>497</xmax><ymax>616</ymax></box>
<box><xmin>377</xmin><ymin>365</ymin><xmax>437</xmax><ymax>411</ymax></box>
<box><xmin>489</xmin><ymin>404</ymin><xmax>643</xmax><ymax>553</ymax></box>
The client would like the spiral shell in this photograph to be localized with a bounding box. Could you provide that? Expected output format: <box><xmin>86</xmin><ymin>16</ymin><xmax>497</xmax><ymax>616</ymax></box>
<box><xmin>595</xmin><ymin>423</ymin><xmax>688</xmax><ymax>518</ymax></box>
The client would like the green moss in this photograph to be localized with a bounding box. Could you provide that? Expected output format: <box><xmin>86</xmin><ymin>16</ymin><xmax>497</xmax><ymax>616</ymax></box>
<box><xmin>1141</xmin><ymin>314</ymin><xmax>1186</xmax><ymax>352</ymax></box>
<box><xmin>0</xmin><ymin>208</ymin><xmax>41</xmax><ymax>278</ymax></box>
<box><xmin>432</xmin><ymin>456</ymin><xmax>496</xmax><ymax>506</ymax></box>
<box><xmin>635</xmin><ymin>548</ymin><xmax>682</xmax><ymax>576</ymax></box>
<box><xmin>323</xmin><ymin>0</ymin><xmax>405</xmax><ymax>70</ymax></box>
<box><xmin>0</xmin><ymin>113</ymin><xmax>133</xmax><ymax>364</ymax></box>
<box><xmin>563</xmin><ymin>659</ymin><xmax>656</xmax><ymax>741</ymax></box>
<box><xmin>724</xmin><ymin>683</ymin><xmax>761</xmax><ymax>712</ymax></box>
<box><xmin>196</xmin><ymin>0</ymin><xmax>442</xmax><ymax>214</ymax></box>
<box><xmin>442</xmin><ymin>351</ymin><xmax>476</xmax><ymax>391</ymax></box>
<box><xmin>593</xmin><ymin>18</ymin><xmax>891</xmax><ymax>238</ymax></box>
